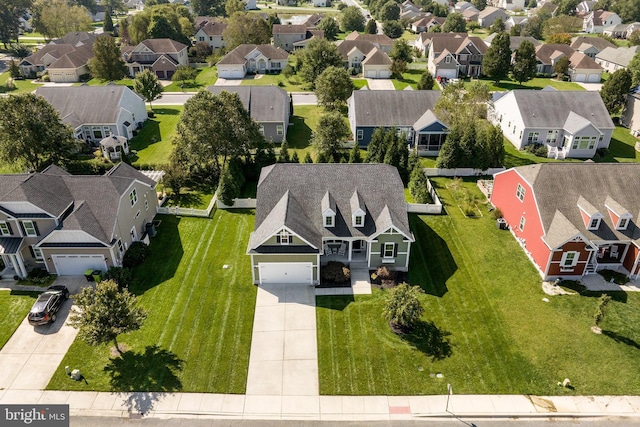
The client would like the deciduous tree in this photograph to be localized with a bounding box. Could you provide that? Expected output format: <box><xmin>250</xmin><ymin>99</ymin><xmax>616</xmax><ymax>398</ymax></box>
<box><xmin>0</xmin><ymin>0</ymin><xmax>32</xmax><ymax>48</ymax></box>
<box><xmin>472</xmin><ymin>0</ymin><xmax>486</xmax><ymax>11</ymax></box>
<box><xmin>611</xmin><ymin>0</ymin><xmax>640</xmax><ymax>23</ymax></box>
<box><xmin>390</xmin><ymin>39</ymin><xmax>413</xmax><ymax>63</ymax></box>
<box><xmin>191</xmin><ymin>0</ymin><xmax>225</xmax><ymax>17</ymax></box>
<box><xmin>417</xmin><ymin>70</ymin><xmax>435</xmax><ymax>90</ymax></box>
<box><xmin>0</xmin><ymin>94</ymin><xmax>76</xmax><ymax>171</ymax></box>
<box><xmin>134</xmin><ymin>69</ymin><xmax>164</xmax><ymax>112</ymax></box>
<box><xmin>629</xmin><ymin>51</ymin><xmax>640</xmax><ymax>87</ymax></box>
<box><xmin>522</xmin><ymin>15</ymin><xmax>543</xmax><ymax>39</ymax></box>
<box><xmin>383</xmin><ymin>283</ymin><xmax>424</xmax><ymax>331</ymax></box>
<box><xmin>311</xmin><ymin>111</ymin><xmax>350</xmax><ymax>159</ymax></box>
<box><xmin>297</xmin><ymin>38</ymin><xmax>343</xmax><ymax>86</ymax></box>
<box><xmin>341</xmin><ymin>6</ymin><xmax>365</xmax><ymax>32</ymax></box>
<box><xmin>543</xmin><ymin>15</ymin><xmax>581</xmax><ymax>40</ymax></box>
<box><xmin>364</xmin><ymin>18</ymin><xmax>378</xmax><ymax>34</ymax></box>
<box><xmin>379</xmin><ymin>0</ymin><xmax>400</xmax><ymax>21</ymax></box>
<box><xmin>315</xmin><ymin>66</ymin><xmax>355</xmax><ymax>109</ymax></box>
<box><xmin>68</xmin><ymin>280</ymin><xmax>147</xmax><ymax>354</ymax></box>
<box><xmin>600</xmin><ymin>68</ymin><xmax>632</xmax><ymax>114</ymax></box>
<box><xmin>382</xmin><ymin>20</ymin><xmax>403</xmax><ymax>38</ymax></box>
<box><xmin>553</xmin><ymin>55</ymin><xmax>569</xmax><ymax>78</ymax></box>
<box><xmin>225</xmin><ymin>0</ymin><xmax>245</xmax><ymax>16</ymax></box>
<box><xmin>223</xmin><ymin>12</ymin><xmax>271</xmax><ymax>50</ymax></box>
<box><xmin>442</xmin><ymin>12</ymin><xmax>466</xmax><ymax>33</ymax></box>
<box><xmin>172</xmin><ymin>65</ymin><xmax>198</xmax><ymax>85</ymax></box>
<box><xmin>32</xmin><ymin>0</ymin><xmax>93</xmax><ymax>40</ymax></box>
<box><xmin>88</xmin><ymin>35</ymin><xmax>127</xmax><ymax>82</ymax></box>
<box><xmin>482</xmin><ymin>31</ymin><xmax>511</xmax><ymax>83</ymax></box>
<box><xmin>629</xmin><ymin>30</ymin><xmax>640</xmax><ymax>47</ymax></box>
<box><xmin>435</xmin><ymin>80</ymin><xmax>491</xmax><ymax>126</ymax></box>
<box><xmin>317</xmin><ymin>16</ymin><xmax>339</xmax><ymax>40</ymax></box>
<box><xmin>511</xmin><ymin>40</ymin><xmax>537</xmax><ymax>85</ymax></box>
<box><xmin>489</xmin><ymin>18</ymin><xmax>504</xmax><ymax>34</ymax></box>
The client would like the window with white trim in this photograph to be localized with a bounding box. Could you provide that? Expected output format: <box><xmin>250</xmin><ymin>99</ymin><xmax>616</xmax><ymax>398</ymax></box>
<box><xmin>561</xmin><ymin>251</ymin><xmax>578</xmax><ymax>267</ymax></box>
<box><xmin>259</xmin><ymin>125</ymin><xmax>264</xmax><ymax>135</ymax></box>
<box><xmin>277</xmin><ymin>125</ymin><xmax>284</xmax><ymax>135</ymax></box>
<box><xmin>516</xmin><ymin>184</ymin><xmax>525</xmax><ymax>202</ymax></box>
<box><xmin>445</xmin><ymin>56</ymin><xmax>451</xmax><ymax>64</ymax></box>
<box><xmin>32</xmin><ymin>247</ymin><xmax>43</xmax><ymax>261</ymax></box>
<box><xmin>519</xmin><ymin>216</ymin><xmax>526</xmax><ymax>231</ymax></box>
<box><xmin>357</xmin><ymin>130</ymin><xmax>363</xmax><ymax>140</ymax></box>
<box><xmin>545</xmin><ymin>129</ymin><xmax>558</xmax><ymax>143</ymax></box>
<box><xmin>22</xmin><ymin>220</ymin><xmax>37</xmax><ymax>236</ymax></box>
<box><xmin>276</xmin><ymin>230</ymin><xmax>292</xmax><ymax>244</ymax></box>
<box><xmin>130</xmin><ymin>188</ymin><xmax>138</xmax><ymax>206</ymax></box>
<box><xmin>618</xmin><ymin>217</ymin><xmax>629</xmax><ymax>230</ymax></box>
<box><xmin>527</xmin><ymin>132</ymin><xmax>539</xmax><ymax>143</ymax></box>
<box><xmin>589</xmin><ymin>217</ymin><xmax>601</xmax><ymax>229</ymax></box>
<box><xmin>117</xmin><ymin>239</ymin><xmax>124</xmax><ymax>253</ymax></box>
<box><xmin>355</xmin><ymin>215</ymin><xmax>363</xmax><ymax>226</ymax></box>
<box><xmin>0</xmin><ymin>221</ymin><xmax>10</xmax><ymax>236</ymax></box>
<box><xmin>325</xmin><ymin>215</ymin><xmax>333</xmax><ymax>227</ymax></box>
<box><xmin>383</xmin><ymin>242</ymin><xmax>395</xmax><ymax>259</ymax></box>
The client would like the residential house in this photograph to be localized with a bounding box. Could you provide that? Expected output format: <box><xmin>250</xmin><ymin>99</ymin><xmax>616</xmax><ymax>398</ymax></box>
<box><xmin>0</xmin><ymin>163</ymin><xmax>158</xmax><ymax>278</ymax></box>
<box><xmin>491</xmin><ymin>163</ymin><xmax>640</xmax><ymax>280</ymax></box>
<box><xmin>484</xmin><ymin>34</ymin><xmax>541</xmax><ymax>50</ymax></box>
<box><xmin>582</xmin><ymin>10</ymin><xmax>621</xmax><ymax>33</ymax></box>
<box><xmin>622</xmin><ymin>86</ymin><xmax>640</xmax><ymax>137</ymax></box>
<box><xmin>625</xmin><ymin>23</ymin><xmax>640</xmax><ymax>39</ymax></box>
<box><xmin>401</xmin><ymin>9</ymin><xmax>429</xmax><ymax>21</ymax></box>
<box><xmin>537</xmin><ymin>2</ymin><xmax>558</xmax><ymax>17</ymax></box>
<box><xmin>576</xmin><ymin>0</ymin><xmax>597</xmax><ymax>14</ymax></box>
<box><xmin>194</xmin><ymin>18</ymin><xmax>228</xmax><ymax>50</ymax></box>
<box><xmin>36</xmin><ymin>85</ymin><xmax>148</xmax><ymax>143</ymax></box>
<box><xmin>570</xmin><ymin>36</ymin><xmax>616</xmax><ymax>58</ymax></box>
<box><xmin>504</xmin><ymin>16</ymin><xmax>528</xmax><ymax>32</ymax></box>
<box><xmin>292</xmin><ymin>29</ymin><xmax>324</xmax><ymax>50</ymax></box>
<box><xmin>462</xmin><ymin>8</ymin><xmax>480</xmax><ymax>22</ymax></box>
<box><xmin>122</xmin><ymin>38</ymin><xmax>188</xmax><ymax>79</ymax></box>
<box><xmin>401</xmin><ymin>0</ymin><xmax>421</xmax><ymax>13</ymax></box>
<box><xmin>19</xmin><ymin>32</ymin><xmax>96</xmax><ymax>82</ymax></box>
<box><xmin>427</xmin><ymin>35</ymin><xmax>487</xmax><ymax>78</ymax></box>
<box><xmin>595</xmin><ymin>46</ymin><xmax>640</xmax><ymax>73</ymax></box>
<box><xmin>490</xmin><ymin>90</ymin><xmax>614</xmax><ymax>159</ymax></box>
<box><xmin>478</xmin><ymin>7</ymin><xmax>509</xmax><ymax>28</ymax></box>
<box><xmin>414</xmin><ymin>31</ymin><xmax>467</xmax><ymax>54</ymax></box>
<box><xmin>273</xmin><ymin>24</ymin><xmax>324</xmax><ymax>52</ymax></box>
<box><xmin>90</xmin><ymin>5</ymin><xmax>106</xmax><ymax>22</ymax></box>
<box><xmin>411</xmin><ymin>16</ymin><xmax>446</xmax><ymax>33</ymax></box>
<box><xmin>535</xmin><ymin>44</ymin><xmax>603</xmax><ymax>82</ymax></box>
<box><xmin>302</xmin><ymin>14</ymin><xmax>324</xmax><ymax>28</ymax></box>
<box><xmin>216</xmin><ymin>44</ymin><xmax>288</xmax><ymax>78</ymax></box>
<box><xmin>344</xmin><ymin>31</ymin><xmax>394</xmax><ymax>54</ymax></box>
<box><xmin>247</xmin><ymin>163</ymin><xmax>414</xmax><ymax>285</ymax></box>
<box><xmin>207</xmin><ymin>86</ymin><xmax>291</xmax><ymax>142</ymax></box>
<box><xmin>491</xmin><ymin>0</ymin><xmax>525</xmax><ymax>10</ymax></box>
<box><xmin>454</xmin><ymin>1</ymin><xmax>476</xmax><ymax>12</ymax></box>
<box><xmin>348</xmin><ymin>90</ymin><xmax>449</xmax><ymax>154</ymax></box>
<box><xmin>603</xmin><ymin>23</ymin><xmax>632</xmax><ymax>38</ymax></box>
<box><xmin>337</xmin><ymin>40</ymin><xmax>392</xmax><ymax>76</ymax></box>
<box><xmin>312</xmin><ymin>0</ymin><xmax>331</xmax><ymax>7</ymax></box>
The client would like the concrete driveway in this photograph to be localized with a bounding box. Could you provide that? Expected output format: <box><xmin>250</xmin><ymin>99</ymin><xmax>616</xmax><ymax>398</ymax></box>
<box><xmin>0</xmin><ymin>276</ymin><xmax>86</xmax><ymax>390</ymax></box>
<box><xmin>367</xmin><ymin>79</ymin><xmax>395</xmax><ymax>90</ymax></box>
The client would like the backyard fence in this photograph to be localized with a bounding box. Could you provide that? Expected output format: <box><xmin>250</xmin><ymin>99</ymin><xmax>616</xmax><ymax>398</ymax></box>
<box><xmin>423</xmin><ymin>167</ymin><xmax>506</xmax><ymax>177</ymax></box>
<box><xmin>157</xmin><ymin>191</ymin><xmax>218</xmax><ymax>217</ymax></box>
<box><xmin>407</xmin><ymin>177</ymin><xmax>443</xmax><ymax>214</ymax></box>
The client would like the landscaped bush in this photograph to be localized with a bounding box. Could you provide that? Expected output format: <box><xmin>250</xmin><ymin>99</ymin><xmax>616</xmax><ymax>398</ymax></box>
<box><xmin>598</xmin><ymin>269</ymin><xmax>629</xmax><ymax>285</ymax></box>
<box><xmin>18</xmin><ymin>268</ymin><xmax>55</xmax><ymax>286</ymax></box>
<box><xmin>524</xmin><ymin>144</ymin><xmax>548</xmax><ymax>158</ymax></box>
<box><xmin>103</xmin><ymin>266</ymin><xmax>133</xmax><ymax>289</ymax></box>
<box><xmin>491</xmin><ymin>207</ymin><xmax>503</xmax><ymax>220</ymax></box>
<box><xmin>122</xmin><ymin>241</ymin><xmax>151</xmax><ymax>268</ymax></box>
<box><xmin>321</xmin><ymin>261</ymin><xmax>350</xmax><ymax>283</ymax></box>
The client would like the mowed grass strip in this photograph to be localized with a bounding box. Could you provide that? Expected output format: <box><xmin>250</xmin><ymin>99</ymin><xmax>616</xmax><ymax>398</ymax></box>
<box><xmin>317</xmin><ymin>178</ymin><xmax>640</xmax><ymax>395</ymax></box>
<box><xmin>128</xmin><ymin>107</ymin><xmax>183</xmax><ymax>167</ymax></box>
<box><xmin>47</xmin><ymin>210</ymin><xmax>256</xmax><ymax>393</ymax></box>
<box><xmin>0</xmin><ymin>291</ymin><xmax>38</xmax><ymax>349</ymax></box>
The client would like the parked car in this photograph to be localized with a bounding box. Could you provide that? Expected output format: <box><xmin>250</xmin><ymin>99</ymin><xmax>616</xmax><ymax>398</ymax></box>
<box><xmin>27</xmin><ymin>285</ymin><xmax>69</xmax><ymax>326</ymax></box>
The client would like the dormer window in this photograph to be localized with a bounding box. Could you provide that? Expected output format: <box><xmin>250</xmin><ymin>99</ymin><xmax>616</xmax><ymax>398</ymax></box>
<box><xmin>276</xmin><ymin>230</ymin><xmax>292</xmax><ymax>245</ymax></box>
<box><xmin>324</xmin><ymin>215</ymin><xmax>334</xmax><ymax>227</ymax></box>
<box><xmin>618</xmin><ymin>217</ymin><xmax>629</xmax><ymax>230</ymax></box>
<box><xmin>350</xmin><ymin>190</ymin><xmax>366</xmax><ymax>228</ymax></box>
<box><xmin>355</xmin><ymin>215</ymin><xmax>363</xmax><ymax>227</ymax></box>
<box><xmin>322</xmin><ymin>191</ymin><xmax>336</xmax><ymax>229</ymax></box>
<box><xmin>588</xmin><ymin>216</ymin><xmax>601</xmax><ymax>230</ymax></box>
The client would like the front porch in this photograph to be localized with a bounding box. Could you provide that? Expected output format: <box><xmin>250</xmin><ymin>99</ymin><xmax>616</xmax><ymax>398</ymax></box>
<box><xmin>321</xmin><ymin>239</ymin><xmax>368</xmax><ymax>265</ymax></box>
<box><xmin>586</xmin><ymin>242</ymin><xmax>628</xmax><ymax>274</ymax></box>
<box><xmin>0</xmin><ymin>237</ymin><xmax>28</xmax><ymax>279</ymax></box>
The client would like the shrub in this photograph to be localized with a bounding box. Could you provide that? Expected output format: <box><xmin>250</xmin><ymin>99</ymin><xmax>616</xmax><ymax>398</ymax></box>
<box><xmin>383</xmin><ymin>283</ymin><xmax>425</xmax><ymax>331</ymax></box>
<box><xmin>596</xmin><ymin>147</ymin><xmax>609</xmax><ymax>158</ymax></box>
<box><xmin>104</xmin><ymin>266</ymin><xmax>133</xmax><ymax>289</ymax></box>
<box><xmin>376</xmin><ymin>266</ymin><xmax>392</xmax><ymax>280</ymax></box>
<box><xmin>524</xmin><ymin>143</ymin><xmax>547</xmax><ymax>158</ymax></box>
<box><xmin>26</xmin><ymin>268</ymin><xmax>51</xmax><ymax>283</ymax></box>
<box><xmin>321</xmin><ymin>261</ymin><xmax>351</xmax><ymax>283</ymax></box>
<box><xmin>492</xmin><ymin>207</ymin><xmax>503</xmax><ymax>220</ymax></box>
<box><xmin>122</xmin><ymin>241</ymin><xmax>151</xmax><ymax>268</ymax></box>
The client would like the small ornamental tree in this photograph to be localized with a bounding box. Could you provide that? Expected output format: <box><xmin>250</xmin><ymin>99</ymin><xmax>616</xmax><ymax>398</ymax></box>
<box><xmin>409</xmin><ymin>166</ymin><xmax>431</xmax><ymax>204</ymax></box>
<box><xmin>172</xmin><ymin>65</ymin><xmax>198</xmax><ymax>85</ymax></box>
<box><xmin>383</xmin><ymin>283</ymin><xmax>425</xmax><ymax>331</ymax></box>
<box><xmin>133</xmin><ymin>69</ymin><xmax>164</xmax><ymax>112</ymax></box>
<box><xmin>104</xmin><ymin>10</ymin><xmax>114</xmax><ymax>32</ymax></box>
<box><xmin>311</xmin><ymin>111</ymin><xmax>350</xmax><ymax>159</ymax></box>
<box><xmin>68</xmin><ymin>279</ymin><xmax>147</xmax><ymax>354</ymax></box>
<box><xmin>553</xmin><ymin>56</ymin><xmax>570</xmax><ymax>79</ymax></box>
<box><xmin>365</xmin><ymin>18</ymin><xmax>378</xmax><ymax>34</ymax></box>
<box><xmin>278</xmin><ymin>140</ymin><xmax>291</xmax><ymax>163</ymax></box>
<box><xmin>349</xmin><ymin>143</ymin><xmax>362</xmax><ymax>163</ymax></box>
<box><xmin>417</xmin><ymin>70</ymin><xmax>435</xmax><ymax>90</ymax></box>
<box><xmin>593</xmin><ymin>293</ymin><xmax>612</xmax><ymax>331</ymax></box>
<box><xmin>218</xmin><ymin>164</ymin><xmax>240</xmax><ymax>206</ymax></box>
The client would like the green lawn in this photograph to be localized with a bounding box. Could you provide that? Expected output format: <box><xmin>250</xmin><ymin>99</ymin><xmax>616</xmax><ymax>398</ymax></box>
<box><xmin>128</xmin><ymin>107</ymin><xmax>183</xmax><ymax>168</ymax></box>
<box><xmin>317</xmin><ymin>178</ymin><xmax>640</xmax><ymax>395</ymax></box>
<box><xmin>47</xmin><ymin>211</ymin><xmax>256</xmax><ymax>393</ymax></box>
<box><xmin>287</xmin><ymin>104</ymin><xmax>323</xmax><ymax>157</ymax></box>
<box><xmin>164</xmin><ymin>187</ymin><xmax>215</xmax><ymax>209</ymax></box>
<box><xmin>163</xmin><ymin>67</ymin><xmax>218</xmax><ymax>92</ymax></box>
<box><xmin>240</xmin><ymin>73</ymin><xmax>312</xmax><ymax>92</ymax></box>
<box><xmin>392</xmin><ymin>69</ymin><xmax>438</xmax><ymax>90</ymax></box>
<box><xmin>0</xmin><ymin>72</ymin><xmax>42</xmax><ymax>94</ymax></box>
<box><xmin>0</xmin><ymin>291</ymin><xmax>38</xmax><ymax>350</ymax></box>
<box><xmin>352</xmin><ymin>78</ymin><xmax>368</xmax><ymax>89</ymax></box>
<box><xmin>75</xmin><ymin>77</ymin><xmax>135</xmax><ymax>89</ymax></box>
<box><xmin>464</xmin><ymin>77</ymin><xmax>585</xmax><ymax>92</ymax></box>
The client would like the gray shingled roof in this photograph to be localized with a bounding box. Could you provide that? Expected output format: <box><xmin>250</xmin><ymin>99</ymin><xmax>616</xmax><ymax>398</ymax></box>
<box><xmin>207</xmin><ymin>85</ymin><xmax>289</xmax><ymax>123</ymax></box>
<box><xmin>515</xmin><ymin>163</ymin><xmax>640</xmax><ymax>247</ymax></box>
<box><xmin>350</xmin><ymin>90</ymin><xmax>442</xmax><ymax>127</ymax></box>
<box><xmin>249</xmin><ymin>164</ymin><xmax>412</xmax><ymax>251</ymax></box>
<box><xmin>216</xmin><ymin>44</ymin><xmax>289</xmax><ymax>65</ymax></box>
<box><xmin>140</xmin><ymin>38</ymin><xmax>187</xmax><ymax>53</ymax></box>
<box><xmin>36</xmin><ymin>85</ymin><xmax>134</xmax><ymax>128</ymax></box>
<box><xmin>570</xmin><ymin>36</ymin><xmax>616</xmax><ymax>52</ymax></box>
<box><xmin>595</xmin><ymin>46</ymin><xmax>640</xmax><ymax>67</ymax></box>
<box><xmin>507</xmin><ymin>90</ymin><xmax>614</xmax><ymax>130</ymax></box>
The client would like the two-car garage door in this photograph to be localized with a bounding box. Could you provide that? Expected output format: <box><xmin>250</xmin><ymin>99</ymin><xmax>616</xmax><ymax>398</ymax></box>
<box><xmin>258</xmin><ymin>262</ymin><xmax>313</xmax><ymax>285</ymax></box>
<box><xmin>52</xmin><ymin>255</ymin><xmax>107</xmax><ymax>276</ymax></box>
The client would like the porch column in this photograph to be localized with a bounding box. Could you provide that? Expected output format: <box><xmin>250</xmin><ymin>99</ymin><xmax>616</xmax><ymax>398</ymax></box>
<box><xmin>15</xmin><ymin>254</ymin><xmax>27</xmax><ymax>278</ymax></box>
<box><xmin>348</xmin><ymin>240</ymin><xmax>352</xmax><ymax>262</ymax></box>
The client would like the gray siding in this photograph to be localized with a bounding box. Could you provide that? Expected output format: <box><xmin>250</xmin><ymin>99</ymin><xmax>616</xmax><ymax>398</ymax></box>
<box><xmin>369</xmin><ymin>233</ymin><xmax>410</xmax><ymax>270</ymax></box>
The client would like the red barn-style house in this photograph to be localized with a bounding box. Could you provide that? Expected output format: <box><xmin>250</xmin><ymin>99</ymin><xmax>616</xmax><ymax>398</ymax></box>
<box><xmin>491</xmin><ymin>163</ymin><xmax>640</xmax><ymax>280</ymax></box>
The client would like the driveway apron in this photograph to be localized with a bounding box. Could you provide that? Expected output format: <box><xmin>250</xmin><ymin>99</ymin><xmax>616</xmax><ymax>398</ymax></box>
<box><xmin>246</xmin><ymin>283</ymin><xmax>318</xmax><ymax>397</ymax></box>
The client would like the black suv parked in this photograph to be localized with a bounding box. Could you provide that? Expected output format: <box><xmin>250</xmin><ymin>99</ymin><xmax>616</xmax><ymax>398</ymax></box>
<box><xmin>27</xmin><ymin>285</ymin><xmax>69</xmax><ymax>326</ymax></box>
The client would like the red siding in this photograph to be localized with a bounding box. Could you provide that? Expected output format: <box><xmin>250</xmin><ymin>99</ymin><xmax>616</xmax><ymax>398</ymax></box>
<box><xmin>607</xmin><ymin>208</ymin><xmax>620</xmax><ymax>226</ymax></box>
<box><xmin>547</xmin><ymin>241</ymin><xmax>590</xmax><ymax>277</ymax></box>
<box><xmin>491</xmin><ymin>170</ymin><xmax>551</xmax><ymax>276</ymax></box>
<box><xmin>579</xmin><ymin>209</ymin><xmax>591</xmax><ymax>228</ymax></box>
<box><xmin>623</xmin><ymin>243</ymin><xmax>639</xmax><ymax>273</ymax></box>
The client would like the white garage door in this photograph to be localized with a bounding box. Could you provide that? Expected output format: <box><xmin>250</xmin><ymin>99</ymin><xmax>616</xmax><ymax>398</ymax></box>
<box><xmin>219</xmin><ymin>67</ymin><xmax>245</xmax><ymax>79</ymax></box>
<box><xmin>379</xmin><ymin>70</ymin><xmax>391</xmax><ymax>78</ymax></box>
<box><xmin>436</xmin><ymin>69</ymin><xmax>457</xmax><ymax>79</ymax></box>
<box><xmin>574</xmin><ymin>73</ymin><xmax>586</xmax><ymax>82</ymax></box>
<box><xmin>587</xmin><ymin>73</ymin><xmax>601</xmax><ymax>83</ymax></box>
<box><xmin>365</xmin><ymin>70</ymin><xmax>377</xmax><ymax>78</ymax></box>
<box><xmin>258</xmin><ymin>262</ymin><xmax>313</xmax><ymax>284</ymax></box>
<box><xmin>52</xmin><ymin>254</ymin><xmax>107</xmax><ymax>276</ymax></box>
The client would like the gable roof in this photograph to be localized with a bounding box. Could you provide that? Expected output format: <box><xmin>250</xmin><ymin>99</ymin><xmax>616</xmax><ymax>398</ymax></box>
<box><xmin>35</xmin><ymin>85</ymin><xmax>142</xmax><ymax>128</ymax></box>
<box><xmin>345</xmin><ymin>31</ymin><xmax>394</xmax><ymax>48</ymax></box>
<box><xmin>47</xmin><ymin>44</ymin><xmax>94</xmax><ymax>69</ymax></box>
<box><xmin>485</xmin><ymin>34</ymin><xmax>541</xmax><ymax>50</ymax></box>
<box><xmin>273</xmin><ymin>23</ymin><xmax>307</xmax><ymax>34</ymax></box>
<box><xmin>589</xmin><ymin>10</ymin><xmax>619</xmax><ymax>26</ymax></box>
<box><xmin>20</xmin><ymin>44</ymin><xmax>76</xmax><ymax>67</ymax></box>
<box><xmin>52</xmin><ymin>32</ymin><xmax>97</xmax><ymax>47</ymax></box>
<box><xmin>595</xmin><ymin>46</ymin><xmax>640</xmax><ymax>67</ymax></box>
<box><xmin>197</xmin><ymin>19</ymin><xmax>227</xmax><ymax>36</ymax></box>
<box><xmin>206</xmin><ymin>85</ymin><xmax>289</xmax><ymax>123</ymax></box>
<box><xmin>515</xmin><ymin>163</ymin><xmax>640</xmax><ymax>246</ymax></box>
<box><xmin>570</xmin><ymin>36</ymin><xmax>616</xmax><ymax>52</ymax></box>
<box><xmin>479</xmin><ymin>6</ymin><xmax>507</xmax><ymax>19</ymax></box>
<box><xmin>249</xmin><ymin>164</ymin><xmax>412</xmax><ymax>250</ymax></box>
<box><xmin>535</xmin><ymin>44</ymin><xmax>575</xmax><ymax>64</ymax></box>
<box><xmin>350</xmin><ymin>90</ymin><xmax>443</xmax><ymax>127</ymax></box>
<box><xmin>569</xmin><ymin>50</ymin><xmax>602</xmax><ymax>70</ymax></box>
<box><xmin>216</xmin><ymin>44</ymin><xmax>289</xmax><ymax>65</ymax></box>
<box><xmin>499</xmin><ymin>90</ymin><xmax>614</xmax><ymax>131</ymax></box>
<box><xmin>337</xmin><ymin>39</ymin><xmax>377</xmax><ymax>59</ymax></box>
<box><xmin>140</xmin><ymin>38</ymin><xmax>187</xmax><ymax>53</ymax></box>
<box><xmin>361</xmin><ymin>46</ymin><xmax>392</xmax><ymax>65</ymax></box>
<box><xmin>431</xmin><ymin>35</ymin><xmax>487</xmax><ymax>55</ymax></box>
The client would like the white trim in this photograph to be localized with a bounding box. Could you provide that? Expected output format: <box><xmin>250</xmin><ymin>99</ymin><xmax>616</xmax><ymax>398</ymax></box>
<box><xmin>253</xmin><ymin>224</ymin><xmax>319</xmax><ymax>250</ymax></box>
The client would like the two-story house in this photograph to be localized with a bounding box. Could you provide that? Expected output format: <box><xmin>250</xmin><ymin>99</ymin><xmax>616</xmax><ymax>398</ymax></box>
<box><xmin>491</xmin><ymin>0</ymin><xmax>525</xmax><ymax>11</ymax></box>
<box><xmin>122</xmin><ymin>38</ymin><xmax>189</xmax><ymax>79</ymax></box>
<box><xmin>427</xmin><ymin>35</ymin><xmax>487</xmax><ymax>79</ymax></box>
<box><xmin>535</xmin><ymin>44</ymin><xmax>603</xmax><ymax>82</ymax></box>
<box><xmin>490</xmin><ymin>90</ymin><xmax>614</xmax><ymax>159</ymax></box>
<box><xmin>0</xmin><ymin>163</ymin><xmax>158</xmax><ymax>278</ymax></box>
<box><xmin>194</xmin><ymin>18</ymin><xmax>228</xmax><ymax>50</ymax></box>
<box><xmin>583</xmin><ymin>10</ymin><xmax>622</xmax><ymax>33</ymax></box>
<box><xmin>272</xmin><ymin>24</ymin><xmax>324</xmax><ymax>52</ymax></box>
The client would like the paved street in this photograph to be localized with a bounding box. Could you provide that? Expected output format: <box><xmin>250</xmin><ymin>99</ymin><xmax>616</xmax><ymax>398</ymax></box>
<box><xmin>156</xmin><ymin>92</ymin><xmax>318</xmax><ymax>106</ymax></box>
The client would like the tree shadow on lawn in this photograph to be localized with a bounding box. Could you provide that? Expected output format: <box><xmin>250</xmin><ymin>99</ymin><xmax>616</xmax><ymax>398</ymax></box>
<box><xmin>409</xmin><ymin>215</ymin><xmax>456</xmax><ymax>297</ymax></box>
<box><xmin>602</xmin><ymin>330</ymin><xmax>640</xmax><ymax>351</ymax></box>
<box><xmin>558</xmin><ymin>280</ymin><xmax>628</xmax><ymax>303</ymax></box>
<box><xmin>316</xmin><ymin>295</ymin><xmax>355</xmax><ymax>311</ymax></box>
<box><xmin>104</xmin><ymin>344</ymin><xmax>183</xmax><ymax>416</ymax></box>
<box><xmin>129</xmin><ymin>215</ymin><xmax>184</xmax><ymax>294</ymax></box>
<box><xmin>604</xmin><ymin>136</ymin><xmax>636</xmax><ymax>161</ymax></box>
<box><xmin>402</xmin><ymin>320</ymin><xmax>453</xmax><ymax>361</ymax></box>
<box><xmin>287</xmin><ymin>115</ymin><xmax>312</xmax><ymax>150</ymax></box>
